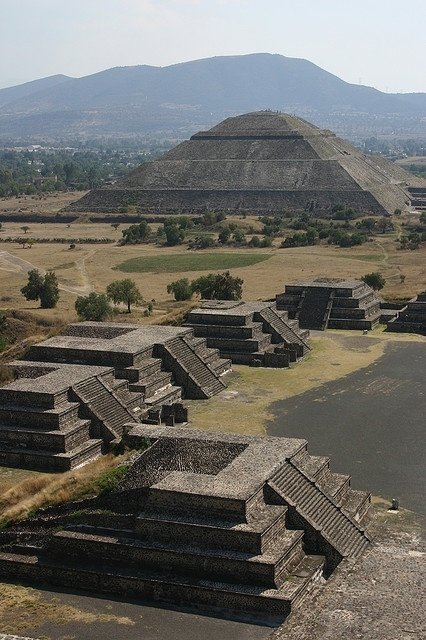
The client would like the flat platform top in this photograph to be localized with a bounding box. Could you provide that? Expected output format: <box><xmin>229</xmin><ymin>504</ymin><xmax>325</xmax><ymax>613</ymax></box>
<box><xmin>4</xmin><ymin>361</ymin><xmax>112</xmax><ymax>394</ymax></box>
<box><xmin>125</xmin><ymin>425</ymin><xmax>306</xmax><ymax>500</ymax></box>
<box><xmin>190</xmin><ymin>300</ymin><xmax>273</xmax><ymax>317</ymax></box>
<box><xmin>32</xmin><ymin>323</ymin><xmax>191</xmax><ymax>355</ymax></box>
<box><xmin>288</xmin><ymin>277</ymin><xmax>364</xmax><ymax>290</ymax></box>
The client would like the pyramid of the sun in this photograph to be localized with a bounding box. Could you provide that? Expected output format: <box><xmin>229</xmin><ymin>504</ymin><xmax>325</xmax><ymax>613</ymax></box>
<box><xmin>68</xmin><ymin>111</ymin><xmax>423</xmax><ymax>215</ymax></box>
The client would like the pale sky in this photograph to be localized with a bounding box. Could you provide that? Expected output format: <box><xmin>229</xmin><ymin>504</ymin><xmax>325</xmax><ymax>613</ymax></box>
<box><xmin>1</xmin><ymin>0</ymin><xmax>425</xmax><ymax>93</ymax></box>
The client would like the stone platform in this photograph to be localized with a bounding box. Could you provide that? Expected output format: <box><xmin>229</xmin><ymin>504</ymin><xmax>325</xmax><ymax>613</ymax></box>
<box><xmin>0</xmin><ymin>425</ymin><xmax>370</xmax><ymax>624</ymax></box>
<box><xmin>0</xmin><ymin>323</ymin><xmax>230</xmax><ymax>471</ymax></box>
<box><xmin>386</xmin><ymin>291</ymin><xmax>426</xmax><ymax>335</ymax></box>
<box><xmin>276</xmin><ymin>278</ymin><xmax>389</xmax><ymax>331</ymax></box>
<box><xmin>186</xmin><ymin>300</ymin><xmax>310</xmax><ymax>367</ymax></box>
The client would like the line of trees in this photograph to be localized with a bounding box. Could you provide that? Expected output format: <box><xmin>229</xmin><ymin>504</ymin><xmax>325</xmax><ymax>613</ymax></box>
<box><xmin>167</xmin><ymin>271</ymin><xmax>243</xmax><ymax>301</ymax></box>
<box><xmin>75</xmin><ymin>279</ymin><xmax>144</xmax><ymax>320</ymax></box>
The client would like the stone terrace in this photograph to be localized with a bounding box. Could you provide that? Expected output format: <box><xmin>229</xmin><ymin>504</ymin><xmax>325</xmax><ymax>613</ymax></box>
<box><xmin>186</xmin><ymin>300</ymin><xmax>310</xmax><ymax>367</ymax></box>
<box><xmin>386</xmin><ymin>290</ymin><xmax>426</xmax><ymax>335</ymax></box>
<box><xmin>0</xmin><ymin>425</ymin><xmax>370</xmax><ymax>624</ymax></box>
<box><xmin>276</xmin><ymin>278</ymin><xmax>388</xmax><ymax>330</ymax></box>
<box><xmin>0</xmin><ymin>323</ymin><xmax>230</xmax><ymax>471</ymax></box>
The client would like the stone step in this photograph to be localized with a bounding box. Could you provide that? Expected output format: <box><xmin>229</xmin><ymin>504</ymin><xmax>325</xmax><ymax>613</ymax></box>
<box><xmin>129</xmin><ymin>371</ymin><xmax>173</xmax><ymax>397</ymax></box>
<box><xmin>135</xmin><ymin>504</ymin><xmax>289</xmax><ymax>554</ymax></box>
<box><xmin>205</xmin><ymin>335</ymin><xmax>272</xmax><ymax>353</ymax></box>
<box><xmin>293</xmin><ymin>453</ymin><xmax>330</xmax><ymax>481</ymax></box>
<box><xmin>144</xmin><ymin>385</ymin><xmax>182</xmax><ymax>408</ymax></box>
<box><xmin>0</xmin><ymin>551</ymin><xmax>325</xmax><ymax>623</ymax></box>
<box><xmin>0</xmin><ymin>402</ymin><xmax>81</xmax><ymax>430</ymax></box>
<box><xmin>341</xmin><ymin>489</ymin><xmax>371</xmax><ymax>523</ymax></box>
<box><xmin>73</xmin><ymin>376</ymin><xmax>137</xmax><ymax>439</ymax></box>
<box><xmin>0</xmin><ymin>419</ymin><xmax>92</xmax><ymax>453</ymax></box>
<box><xmin>50</xmin><ymin>525</ymin><xmax>306</xmax><ymax>588</ymax></box>
<box><xmin>317</xmin><ymin>472</ymin><xmax>351</xmax><ymax>503</ymax></box>
<box><xmin>0</xmin><ymin>438</ymin><xmax>103</xmax><ymax>472</ymax></box>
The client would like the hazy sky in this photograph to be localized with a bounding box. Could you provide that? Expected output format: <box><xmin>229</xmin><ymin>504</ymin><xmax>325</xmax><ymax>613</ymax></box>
<box><xmin>1</xmin><ymin>0</ymin><xmax>425</xmax><ymax>93</ymax></box>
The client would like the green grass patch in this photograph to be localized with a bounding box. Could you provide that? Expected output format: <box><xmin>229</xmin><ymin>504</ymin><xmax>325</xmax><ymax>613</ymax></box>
<box><xmin>114</xmin><ymin>253</ymin><xmax>271</xmax><ymax>273</ymax></box>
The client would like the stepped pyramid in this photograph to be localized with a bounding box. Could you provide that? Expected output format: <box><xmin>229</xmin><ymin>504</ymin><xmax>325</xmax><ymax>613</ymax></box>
<box><xmin>0</xmin><ymin>425</ymin><xmax>370</xmax><ymax>624</ymax></box>
<box><xmin>0</xmin><ymin>322</ymin><xmax>230</xmax><ymax>471</ymax></box>
<box><xmin>387</xmin><ymin>291</ymin><xmax>426</xmax><ymax>334</ymax></box>
<box><xmin>277</xmin><ymin>278</ymin><xmax>386</xmax><ymax>330</ymax></box>
<box><xmin>186</xmin><ymin>300</ymin><xmax>310</xmax><ymax>366</ymax></box>
<box><xmin>68</xmin><ymin>111</ymin><xmax>423</xmax><ymax>215</ymax></box>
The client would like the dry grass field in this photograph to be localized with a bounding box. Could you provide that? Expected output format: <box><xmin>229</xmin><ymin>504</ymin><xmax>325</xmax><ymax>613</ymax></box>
<box><xmin>1</xmin><ymin>192</ymin><xmax>425</xmax><ymax>324</ymax></box>
<box><xmin>0</xmin><ymin>223</ymin><xmax>424</xmax><ymax>321</ymax></box>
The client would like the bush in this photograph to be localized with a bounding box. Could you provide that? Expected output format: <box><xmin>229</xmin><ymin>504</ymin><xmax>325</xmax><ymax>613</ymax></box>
<box><xmin>167</xmin><ymin>278</ymin><xmax>193</xmax><ymax>301</ymax></box>
<box><xmin>191</xmin><ymin>271</ymin><xmax>243</xmax><ymax>300</ymax></box>
<box><xmin>121</xmin><ymin>221</ymin><xmax>151</xmax><ymax>244</ymax></box>
<box><xmin>361</xmin><ymin>272</ymin><xmax>386</xmax><ymax>291</ymax></box>
<box><xmin>75</xmin><ymin>292</ymin><xmax>113</xmax><ymax>321</ymax></box>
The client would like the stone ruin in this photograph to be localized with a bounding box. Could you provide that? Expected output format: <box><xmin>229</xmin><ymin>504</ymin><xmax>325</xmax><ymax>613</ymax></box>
<box><xmin>276</xmin><ymin>278</ymin><xmax>388</xmax><ymax>330</ymax></box>
<box><xmin>66</xmin><ymin>111</ymin><xmax>424</xmax><ymax>216</ymax></box>
<box><xmin>0</xmin><ymin>322</ymin><xmax>230</xmax><ymax>471</ymax></box>
<box><xmin>0</xmin><ymin>425</ymin><xmax>371</xmax><ymax>624</ymax></box>
<box><xmin>386</xmin><ymin>290</ymin><xmax>426</xmax><ymax>335</ymax></box>
<box><xmin>185</xmin><ymin>300</ymin><xmax>310</xmax><ymax>367</ymax></box>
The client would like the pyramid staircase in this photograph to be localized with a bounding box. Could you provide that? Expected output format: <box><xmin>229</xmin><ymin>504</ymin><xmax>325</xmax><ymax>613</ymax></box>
<box><xmin>268</xmin><ymin>461</ymin><xmax>370</xmax><ymax>566</ymax></box>
<box><xmin>72</xmin><ymin>376</ymin><xmax>140</xmax><ymax>442</ymax></box>
<box><xmin>256</xmin><ymin>307</ymin><xmax>310</xmax><ymax>356</ymax></box>
<box><xmin>297</xmin><ymin>289</ymin><xmax>335</xmax><ymax>330</ymax></box>
<box><xmin>159</xmin><ymin>337</ymin><xmax>227</xmax><ymax>399</ymax></box>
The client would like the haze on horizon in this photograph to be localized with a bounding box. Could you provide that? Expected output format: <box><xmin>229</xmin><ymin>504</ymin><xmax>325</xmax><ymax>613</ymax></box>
<box><xmin>1</xmin><ymin>0</ymin><xmax>425</xmax><ymax>94</ymax></box>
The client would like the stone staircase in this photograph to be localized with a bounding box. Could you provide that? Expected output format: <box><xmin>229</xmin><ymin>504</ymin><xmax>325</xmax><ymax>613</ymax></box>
<box><xmin>257</xmin><ymin>307</ymin><xmax>310</xmax><ymax>354</ymax></box>
<box><xmin>297</xmin><ymin>288</ymin><xmax>334</xmax><ymax>330</ymax></box>
<box><xmin>160</xmin><ymin>337</ymin><xmax>226</xmax><ymax>399</ymax></box>
<box><xmin>268</xmin><ymin>461</ymin><xmax>370</xmax><ymax>565</ymax></box>
<box><xmin>72</xmin><ymin>376</ymin><xmax>139</xmax><ymax>441</ymax></box>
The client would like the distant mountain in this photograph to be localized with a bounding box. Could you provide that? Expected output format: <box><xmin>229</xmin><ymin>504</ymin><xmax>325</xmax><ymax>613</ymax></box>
<box><xmin>0</xmin><ymin>74</ymin><xmax>71</xmax><ymax>108</ymax></box>
<box><xmin>0</xmin><ymin>54</ymin><xmax>424</xmax><ymax>142</ymax></box>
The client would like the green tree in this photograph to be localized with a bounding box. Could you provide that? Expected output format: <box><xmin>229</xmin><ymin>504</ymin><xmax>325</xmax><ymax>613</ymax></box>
<box><xmin>218</xmin><ymin>226</ymin><xmax>231</xmax><ymax>244</ymax></box>
<box><xmin>21</xmin><ymin>269</ymin><xmax>44</xmax><ymax>301</ymax></box>
<box><xmin>21</xmin><ymin>269</ymin><xmax>59</xmax><ymax>308</ymax></box>
<box><xmin>75</xmin><ymin>292</ymin><xmax>112</xmax><ymax>321</ymax></box>
<box><xmin>164</xmin><ymin>223</ymin><xmax>185</xmax><ymax>246</ymax></box>
<box><xmin>39</xmin><ymin>271</ymin><xmax>60</xmax><ymax>309</ymax></box>
<box><xmin>106</xmin><ymin>278</ymin><xmax>143</xmax><ymax>312</ymax></box>
<box><xmin>191</xmin><ymin>271</ymin><xmax>243</xmax><ymax>300</ymax></box>
<box><xmin>21</xmin><ymin>225</ymin><xmax>30</xmax><ymax>234</ymax></box>
<box><xmin>361</xmin><ymin>272</ymin><xmax>386</xmax><ymax>291</ymax></box>
<box><xmin>121</xmin><ymin>221</ymin><xmax>151</xmax><ymax>244</ymax></box>
<box><xmin>167</xmin><ymin>278</ymin><xmax>193</xmax><ymax>301</ymax></box>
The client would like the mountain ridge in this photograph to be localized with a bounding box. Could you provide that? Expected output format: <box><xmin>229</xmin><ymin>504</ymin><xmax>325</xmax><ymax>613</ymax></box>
<box><xmin>0</xmin><ymin>54</ymin><xmax>424</xmax><ymax>141</ymax></box>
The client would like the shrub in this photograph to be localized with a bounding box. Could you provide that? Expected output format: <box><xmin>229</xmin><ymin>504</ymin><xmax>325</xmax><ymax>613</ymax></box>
<box><xmin>75</xmin><ymin>292</ymin><xmax>113</xmax><ymax>321</ymax></box>
<box><xmin>361</xmin><ymin>272</ymin><xmax>386</xmax><ymax>291</ymax></box>
<box><xmin>167</xmin><ymin>278</ymin><xmax>193</xmax><ymax>301</ymax></box>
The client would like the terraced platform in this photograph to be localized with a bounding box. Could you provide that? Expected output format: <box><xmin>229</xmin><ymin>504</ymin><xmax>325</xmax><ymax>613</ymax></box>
<box><xmin>0</xmin><ymin>425</ymin><xmax>370</xmax><ymax>623</ymax></box>
<box><xmin>186</xmin><ymin>300</ymin><xmax>309</xmax><ymax>367</ymax></box>
<box><xmin>277</xmin><ymin>277</ymin><xmax>389</xmax><ymax>330</ymax></box>
<box><xmin>387</xmin><ymin>291</ymin><xmax>426</xmax><ymax>335</ymax></box>
<box><xmin>0</xmin><ymin>323</ymin><xmax>230</xmax><ymax>470</ymax></box>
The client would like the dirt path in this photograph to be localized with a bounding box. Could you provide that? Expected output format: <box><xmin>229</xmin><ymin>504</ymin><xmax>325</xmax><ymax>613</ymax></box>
<box><xmin>0</xmin><ymin>249</ymin><xmax>94</xmax><ymax>296</ymax></box>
